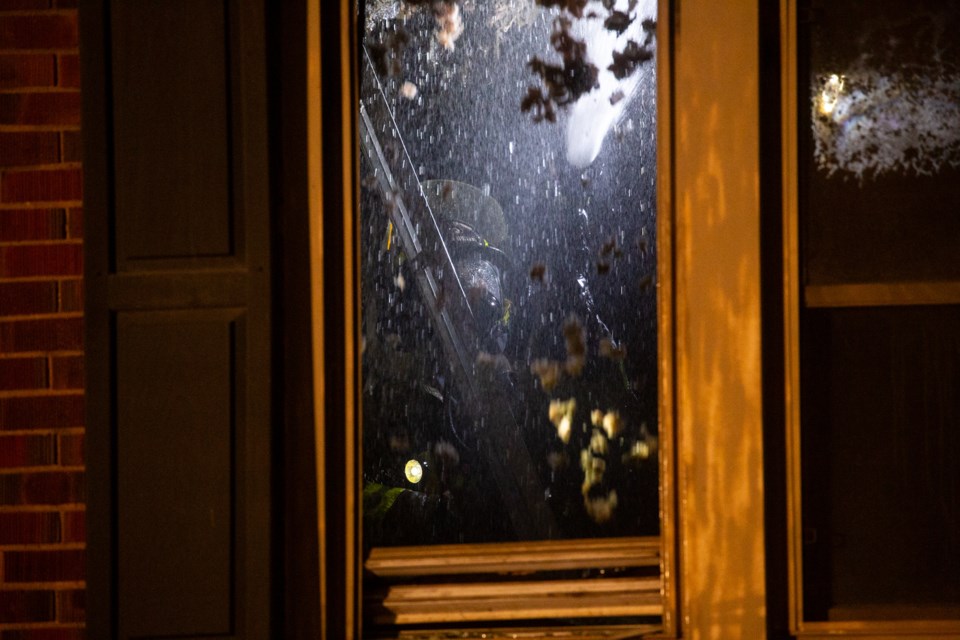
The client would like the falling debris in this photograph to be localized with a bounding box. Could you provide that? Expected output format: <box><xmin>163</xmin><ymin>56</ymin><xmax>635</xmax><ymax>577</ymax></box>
<box><xmin>624</xmin><ymin>438</ymin><xmax>652</xmax><ymax>463</ymax></box>
<box><xmin>521</xmin><ymin>86</ymin><xmax>558</xmax><ymax>124</ymax></box>
<box><xmin>580</xmin><ymin>444</ymin><xmax>606</xmax><ymax>492</ymax></box>
<box><xmin>589</xmin><ymin>428</ymin><xmax>609</xmax><ymax>455</ymax></box>
<box><xmin>475</xmin><ymin>350</ymin><xmax>511</xmax><ymax>388</ymax></box>
<box><xmin>563</xmin><ymin>315</ymin><xmax>587</xmax><ymax>376</ymax></box>
<box><xmin>368</xmin><ymin>26</ymin><xmax>411</xmax><ymax>77</ymax></box>
<box><xmin>434</xmin><ymin>1</ymin><xmax>464</xmax><ymax>50</ymax></box>
<box><xmin>599</xmin><ymin>337</ymin><xmax>626</xmax><ymax>360</ymax></box>
<box><xmin>441</xmin><ymin>180</ymin><xmax>455</xmax><ymax>200</ymax></box>
<box><xmin>529</xmin><ymin>261</ymin><xmax>547</xmax><ymax>282</ymax></box>
<box><xmin>546</xmin><ymin>450</ymin><xmax>568</xmax><ymax>471</ymax></box>
<box><xmin>600</xmin><ymin>236</ymin><xmax>622</xmax><ymax>258</ymax></box>
<box><xmin>584</xmin><ymin>489</ymin><xmax>618</xmax><ymax>523</ymax></box>
<box><xmin>548</xmin><ymin>397</ymin><xmax>577</xmax><ymax>443</ymax></box>
<box><xmin>608</xmin><ymin>38</ymin><xmax>654</xmax><ymax>80</ymax></box>
<box><xmin>604</xmin><ymin>10</ymin><xmax>634</xmax><ymax>35</ymax></box>
<box><xmin>601</xmin><ymin>410</ymin><xmax>622</xmax><ymax>439</ymax></box>
<box><xmin>399</xmin><ymin>80</ymin><xmax>419</xmax><ymax>99</ymax></box>
<box><xmin>388</xmin><ymin>432</ymin><xmax>411</xmax><ymax>452</ymax></box>
<box><xmin>434</xmin><ymin>440</ymin><xmax>460</xmax><ymax>466</ymax></box>
<box><xmin>522</xmin><ymin>14</ymin><xmax>600</xmax><ymax>123</ymax></box>
<box><xmin>531</xmin><ymin>358</ymin><xmax>562</xmax><ymax>391</ymax></box>
<box><xmin>388</xmin><ymin>0</ymin><xmax>463</xmax><ymax>51</ymax></box>
<box><xmin>533</xmin><ymin>0</ymin><xmax>590</xmax><ymax>19</ymax></box>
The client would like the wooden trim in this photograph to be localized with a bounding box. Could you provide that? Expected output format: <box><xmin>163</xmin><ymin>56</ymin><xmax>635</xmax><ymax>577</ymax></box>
<box><xmin>780</xmin><ymin>0</ymin><xmax>806</xmax><ymax>633</ymax></box>
<box><xmin>672</xmin><ymin>1</ymin><xmax>766</xmax><ymax>636</ymax></box>
<box><xmin>804</xmin><ymin>282</ymin><xmax>960</xmax><ymax>308</ymax></box>
<box><xmin>314</xmin><ymin>0</ymin><xmax>362</xmax><ymax>637</ymax></box>
<box><xmin>366</xmin><ymin>537</ymin><xmax>661</xmax><ymax>577</ymax></box>
<box><xmin>386</xmin><ymin>624</ymin><xmax>664</xmax><ymax>639</ymax></box>
<box><xmin>795</xmin><ymin>619</ymin><xmax>960</xmax><ymax>638</ymax></box>
<box><xmin>340</xmin><ymin>0</ymin><xmax>362</xmax><ymax>632</ymax></box>
<box><xmin>368</xmin><ymin>577</ymin><xmax>662</xmax><ymax>625</ymax></box>
<box><xmin>656</xmin><ymin>0</ymin><xmax>679</xmax><ymax>636</ymax></box>
<box><xmin>308</xmin><ymin>0</ymin><xmax>326</xmax><ymax>631</ymax></box>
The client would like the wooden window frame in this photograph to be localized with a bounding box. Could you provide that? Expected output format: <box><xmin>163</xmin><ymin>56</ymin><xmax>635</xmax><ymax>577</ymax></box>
<box><xmin>311</xmin><ymin>1</ymin><xmax>768</xmax><ymax>637</ymax></box>
<box><xmin>781</xmin><ymin>0</ymin><xmax>960</xmax><ymax>635</ymax></box>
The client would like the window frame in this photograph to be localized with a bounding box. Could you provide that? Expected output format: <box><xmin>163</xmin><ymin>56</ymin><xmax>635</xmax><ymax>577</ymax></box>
<box><xmin>310</xmin><ymin>0</ymin><xmax>769</xmax><ymax>637</ymax></box>
<box><xmin>781</xmin><ymin>0</ymin><xmax>960</xmax><ymax>635</ymax></box>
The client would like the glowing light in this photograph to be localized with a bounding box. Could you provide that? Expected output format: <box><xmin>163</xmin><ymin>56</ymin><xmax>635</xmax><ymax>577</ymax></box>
<box><xmin>404</xmin><ymin>459</ymin><xmax>423</xmax><ymax>484</ymax></box>
<box><xmin>819</xmin><ymin>74</ymin><xmax>845</xmax><ymax>115</ymax></box>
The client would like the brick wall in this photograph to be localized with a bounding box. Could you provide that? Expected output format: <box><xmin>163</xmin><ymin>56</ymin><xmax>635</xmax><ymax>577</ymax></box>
<box><xmin>0</xmin><ymin>1</ymin><xmax>85</xmax><ymax>638</ymax></box>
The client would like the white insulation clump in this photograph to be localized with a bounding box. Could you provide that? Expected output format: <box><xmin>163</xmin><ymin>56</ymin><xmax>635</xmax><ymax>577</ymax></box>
<box><xmin>812</xmin><ymin>67</ymin><xmax>960</xmax><ymax>179</ymax></box>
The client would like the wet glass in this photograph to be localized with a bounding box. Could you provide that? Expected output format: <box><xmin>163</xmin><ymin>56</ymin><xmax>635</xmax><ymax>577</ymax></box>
<box><xmin>799</xmin><ymin>0</ymin><xmax>960</xmax><ymax>285</ymax></box>
<box><xmin>358</xmin><ymin>0</ymin><xmax>659</xmax><ymax>547</ymax></box>
<box><xmin>797</xmin><ymin>0</ymin><xmax>960</xmax><ymax>622</ymax></box>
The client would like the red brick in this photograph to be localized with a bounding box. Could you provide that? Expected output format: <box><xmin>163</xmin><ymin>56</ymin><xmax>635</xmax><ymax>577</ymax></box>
<box><xmin>0</xmin><ymin>131</ymin><xmax>60</xmax><ymax>167</ymax></box>
<box><xmin>57</xmin><ymin>432</ymin><xmax>81</xmax><ymax>466</ymax></box>
<box><xmin>0</xmin><ymin>317</ymin><xmax>82</xmax><ymax>352</ymax></box>
<box><xmin>4</xmin><ymin>549</ymin><xmax>85</xmax><ymax>582</ymax></box>
<box><xmin>56</xmin><ymin>589</ymin><xmax>84</xmax><ymax>622</ymax></box>
<box><xmin>0</xmin><ymin>316</ymin><xmax>82</xmax><ymax>351</ymax></box>
<box><xmin>1</xmin><ymin>168</ymin><xmax>82</xmax><ymax>203</ymax></box>
<box><xmin>0</xmin><ymin>629</ymin><xmax>86</xmax><ymax>640</ymax></box>
<box><xmin>0</xmin><ymin>54</ymin><xmax>55</xmax><ymax>89</ymax></box>
<box><xmin>0</xmin><ymin>0</ymin><xmax>51</xmax><ymax>8</ymax></box>
<box><xmin>0</xmin><ymin>243</ymin><xmax>82</xmax><ymax>278</ymax></box>
<box><xmin>0</xmin><ymin>208</ymin><xmax>66</xmax><ymax>241</ymax></box>
<box><xmin>50</xmin><ymin>354</ymin><xmax>81</xmax><ymax>389</ymax></box>
<box><xmin>56</xmin><ymin>53</ymin><xmax>77</xmax><ymax>88</ymax></box>
<box><xmin>0</xmin><ymin>471</ymin><xmax>84</xmax><ymax>505</ymax></box>
<box><xmin>0</xmin><ymin>394</ymin><xmax>83</xmax><ymax>431</ymax></box>
<box><xmin>0</xmin><ymin>92</ymin><xmax>80</xmax><ymax>126</ymax></box>
<box><xmin>60</xmin><ymin>131</ymin><xmax>81</xmax><ymax>163</ymax></box>
<box><xmin>0</xmin><ymin>317</ymin><xmax>80</xmax><ymax>351</ymax></box>
<box><xmin>57</xmin><ymin>278</ymin><xmax>81</xmax><ymax>312</ymax></box>
<box><xmin>0</xmin><ymin>590</ymin><xmax>56</xmax><ymax>624</ymax></box>
<box><xmin>65</xmin><ymin>206</ymin><xmax>80</xmax><ymax>239</ymax></box>
<box><xmin>0</xmin><ymin>15</ymin><xmax>77</xmax><ymax>50</ymax></box>
<box><xmin>0</xmin><ymin>356</ymin><xmax>47</xmax><ymax>390</ymax></box>
<box><xmin>0</xmin><ymin>433</ymin><xmax>57</xmax><ymax>466</ymax></box>
<box><xmin>0</xmin><ymin>242</ymin><xmax>82</xmax><ymax>277</ymax></box>
<box><xmin>0</xmin><ymin>511</ymin><xmax>60</xmax><ymax>544</ymax></box>
<box><xmin>0</xmin><ymin>281</ymin><xmax>58</xmax><ymax>316</ymax></box>
<box><xmin>60</xmin><ymin>510</ymin><xmax>82</xmax><ymax>543</ymax></box>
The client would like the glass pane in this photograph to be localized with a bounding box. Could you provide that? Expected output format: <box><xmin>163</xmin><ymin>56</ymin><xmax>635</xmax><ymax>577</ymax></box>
<box><xmin>799</xmin><ymin>0</ymin><xmax>960</xmax><ymax>285</ymax></box>
<box><xmin>359</xmin><ymin>0</ymin><xmax>659</xmax><ymax>547</ymax></box>
<box><xmin>800</xmin><ymin>306</ymin><xmax>960</xmax><ymax>621</ymax></box>
<box><xmin>797</xmin><ymin>1</ymin><xmax>960</xmax><ymax>622</ymax></box>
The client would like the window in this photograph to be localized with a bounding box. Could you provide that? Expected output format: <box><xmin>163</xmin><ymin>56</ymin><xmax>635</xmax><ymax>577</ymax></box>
<box><xmin>784</xmin><ymin>0</ymin><xmax>960</xmax><ymax>634</ymax></box>
<box><xmin>356</xmin><ymin>0</ymin><xmax>668</xmax><ymax>634</ymax></box>
<box><xmin>311</xmin><ymin>1</ymin><xmax>772</xmax><ymax>636</ymax></box>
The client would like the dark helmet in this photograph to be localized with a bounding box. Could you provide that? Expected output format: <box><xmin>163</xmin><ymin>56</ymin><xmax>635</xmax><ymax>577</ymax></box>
<box><xmin>423</xmin><ymin>180</ymin><xmax>511</xmax><ymax>351</ymax></box>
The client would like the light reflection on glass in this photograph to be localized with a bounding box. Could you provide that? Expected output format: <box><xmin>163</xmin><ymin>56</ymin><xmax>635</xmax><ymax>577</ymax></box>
<box><xmin>817</xmin><ymin>73</ymin><xmax>844</xmax><ymax>115</ymax></box>
<box><xmin>809</xmin><ymin>6</ymin><xmax>960</xmax><ymax>179</ymax></box>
